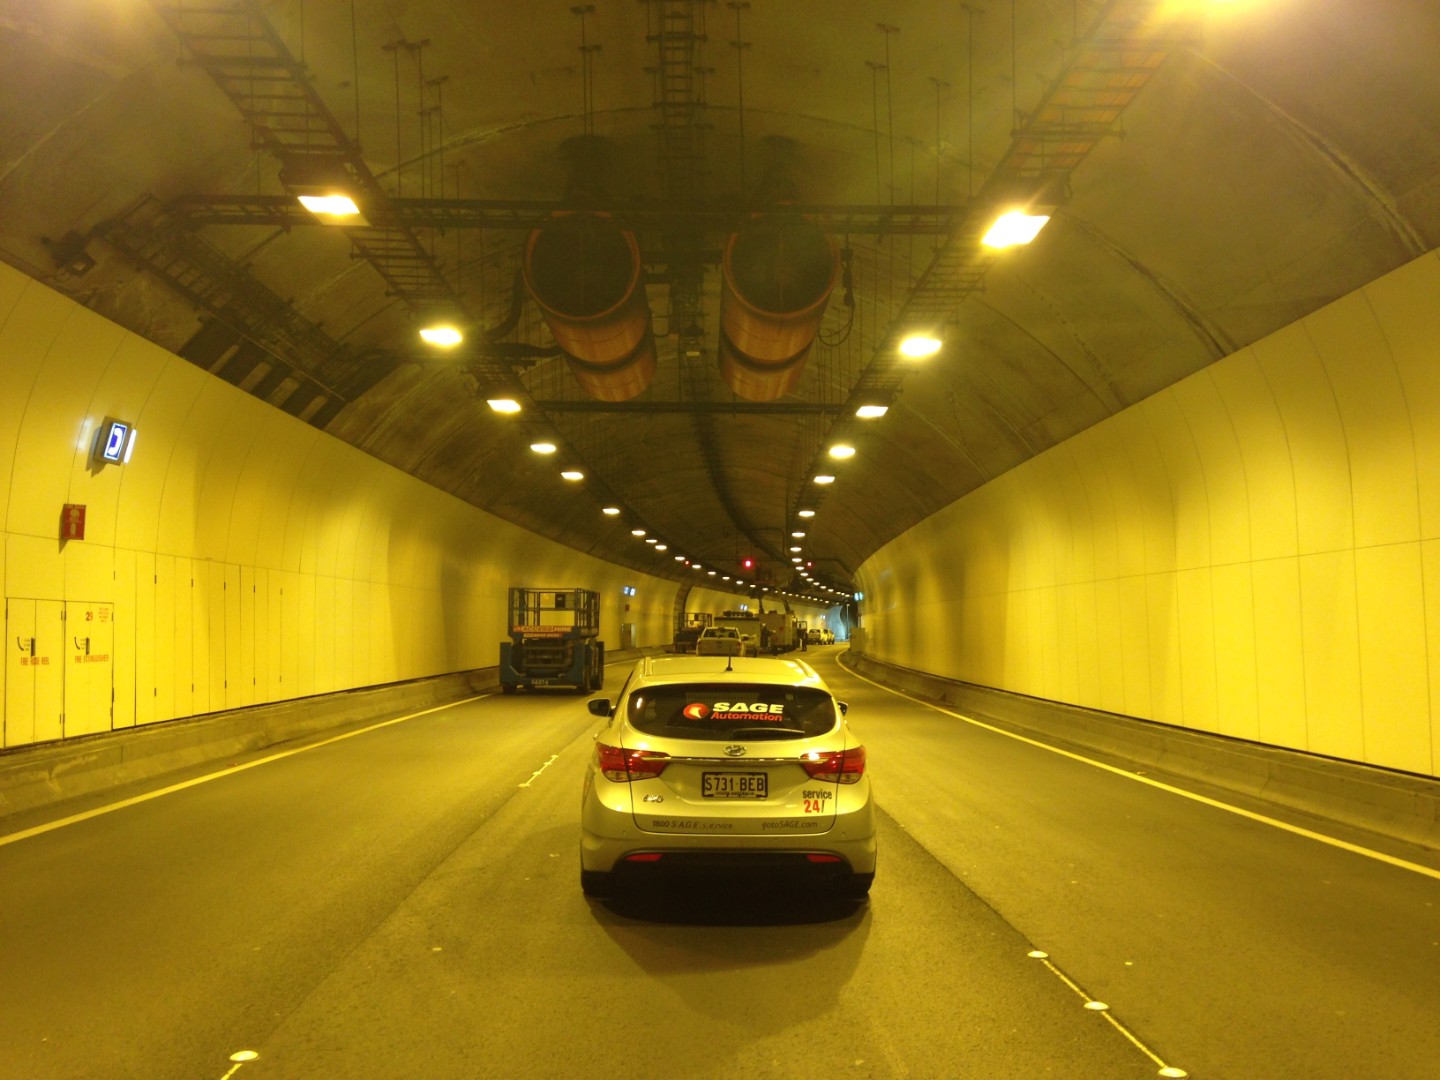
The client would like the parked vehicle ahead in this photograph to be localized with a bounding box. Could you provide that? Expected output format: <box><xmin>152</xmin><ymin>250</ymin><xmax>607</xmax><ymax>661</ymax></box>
<box><xmin>805</xmin><ymin>627</ymin><xmax>823</xmax><ymax>644</ymax></box>
<box><xmin>695</xmin><ymin>626</ymin><xmax>743</xmax><ymax>656</ymax></box>
<box><xmin>579</xmin><ymin>655</ymin><xmax>876</xmax><ymax>900</ymax></box>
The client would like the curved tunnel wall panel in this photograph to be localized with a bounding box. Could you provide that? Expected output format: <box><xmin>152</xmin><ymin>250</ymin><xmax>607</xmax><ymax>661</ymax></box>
<box><xmin>855</xmin><ymin>249</ymin><xmax>1440</xmax><ymax>779</ymax></box>
<box><xmin>0</xmin><ymin>263</ymin><xmax>733</xmax><ymax>749</ymax></box>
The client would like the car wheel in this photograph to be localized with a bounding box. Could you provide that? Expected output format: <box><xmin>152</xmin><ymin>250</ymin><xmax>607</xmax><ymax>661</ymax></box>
<box><xmin>843</xmin><ymin>873</ymin><xmax>874</xmax><ymax>900</ymax></box>
<box><xmin>501</xmin><ymin>683</ymin><xmax>516</xmax><ymax>695</ymax></box>
<box><xmin>580</xmin><ymin>870</ymin><xmax>610</xmax><ymax>898</ymax></box>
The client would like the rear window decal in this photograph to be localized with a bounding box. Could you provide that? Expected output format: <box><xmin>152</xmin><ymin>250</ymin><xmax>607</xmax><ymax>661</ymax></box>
<box><xmin>683</xmin><ymin>702</ymin><xmax>786</xmax><ymax>719</ymax></box>
<box><xmin>629</xmin><ymin>684</ymin><xmax>837</xmax><ymax>739</ymax></box>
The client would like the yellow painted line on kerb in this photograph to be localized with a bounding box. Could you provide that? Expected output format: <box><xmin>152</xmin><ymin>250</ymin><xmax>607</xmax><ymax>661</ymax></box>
<box><xmin>0</xmin><ymin>696</ymin><xmax>490</xmax><ymax>850</ymax></box>
<box><xmin>843</xmin><ymin>665</ymin><xmax>1440</xmax><ymax>882</ymax></box>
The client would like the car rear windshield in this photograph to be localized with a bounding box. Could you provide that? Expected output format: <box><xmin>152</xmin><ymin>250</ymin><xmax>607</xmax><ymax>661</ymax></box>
<box><xmin>626</xmin><ymin>683</ymin><xmax>839</xmax><ymax>740</ymax></box>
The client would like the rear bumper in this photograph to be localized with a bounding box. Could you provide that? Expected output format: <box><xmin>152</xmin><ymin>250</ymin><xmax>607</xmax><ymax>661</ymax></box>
<box><xmin>580</xmin><ymin>782</ymin><xmax>877</xmax><ymax>876</ymax></box>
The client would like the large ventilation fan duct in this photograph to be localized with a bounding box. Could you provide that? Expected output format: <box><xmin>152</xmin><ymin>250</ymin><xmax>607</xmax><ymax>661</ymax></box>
<box><xmin>718</xmin><ymin>214</ymin><xmax>838</xmax><ymax>402</ymax></box>
<box><xmin>523</xmin><ymin>212</ymin><xmax>656</xmax><ymax>402</ymax></box>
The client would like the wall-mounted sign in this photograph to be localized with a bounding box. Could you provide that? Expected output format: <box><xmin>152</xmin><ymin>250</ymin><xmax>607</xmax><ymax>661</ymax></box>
<box><xmin>92</xmin><ymin>417</ymin><xmax>137</xmax><ymax>466</ymax></box>
<box><xmin>60</xmin><ymin>503</ymin><xmax>86</xmax><ymax>541</ymax></box>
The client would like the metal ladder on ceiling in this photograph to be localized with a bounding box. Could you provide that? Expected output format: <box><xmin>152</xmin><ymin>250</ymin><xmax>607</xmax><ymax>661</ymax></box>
<box><xmin>148</xmin><ymin>0</ymin><xmax>466</xmax><ymax>317</ymax></box>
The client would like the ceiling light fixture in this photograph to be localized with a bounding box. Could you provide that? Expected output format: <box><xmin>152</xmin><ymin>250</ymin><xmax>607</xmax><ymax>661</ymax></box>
<box><xmin>814</xmin><ymin>474</ymin><xmax>836</xmax><ymax>485</ymax></box>
<box><xmin>486</xmin><ymin>398</ymin><xmax>521</xmax><ymax>414</ymax></box>
<box><xmin>296</xmin><ymin>193</ymin><xmax>367</xmax><ymax>224</ymax></box>
<box><xmin>418</xmin><ymin>323</ymin><xmax>464</xmax><ymax>348</ymax></box>
<box><xmin>601</xmin><ymin>506</ymin><xmax>621</xmax><ymax>516</ymax></box>
<box><xmin>855</xmin><ymin>403</ymin><xmax>889</xmax><ymax>418</ymax></box>
<box><xmin>281</xmin><ymin>156</ymin><xmax>369</xmax><ymax>226</ymax></box>
<box><xmin>898</xmin><ymin>334</ymin><xmax>943</xmax><ymax>359</ymax></box>
<box><xmin>631</xmin><ymin>528</ymin><xmax>646</xmax><ymax>537</ymax></box>
<box><xmin>530</xmin><ymin>441</ymin><xmax>557</xmax><ymax>454</ymax></box>
<box><xmin>798</xmin><ymin>509</ymin><xmax>816</xmax><ymax>518</ymax></box>
<box><xmin>560</xmin><ymin>470</ymin><xmax>584</xmax><ymax>481</ymax></box>
<box><xmin>828</xmin><ymin>444</ymin><xmax>856</xmax><ymax>460</ymax></box>
<box><xmin>982</xmin><ymin>209</ymin><xmax>1051</xmax><ymax>248</ymax></box>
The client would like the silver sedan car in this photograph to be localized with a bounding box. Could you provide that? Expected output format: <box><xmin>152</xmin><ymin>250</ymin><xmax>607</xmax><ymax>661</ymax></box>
<box><xmin>580</xmin><ymin>655</ymin><xmax>876</xmax><ymax>899</ymax></box>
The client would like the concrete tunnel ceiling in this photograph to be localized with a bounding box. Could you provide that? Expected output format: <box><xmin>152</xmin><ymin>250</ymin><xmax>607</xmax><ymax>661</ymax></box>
<box><xmin>3</xmin><ymin>1</ymin><xmax>1438</xmax><ymax>602</ymax></box>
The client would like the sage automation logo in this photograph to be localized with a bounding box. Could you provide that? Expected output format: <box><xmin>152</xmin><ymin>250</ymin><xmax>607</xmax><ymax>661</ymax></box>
<box><xmin>682</xmin><ymin>702</ymin><xmax>710</xmax><ymax>720</ymax></box>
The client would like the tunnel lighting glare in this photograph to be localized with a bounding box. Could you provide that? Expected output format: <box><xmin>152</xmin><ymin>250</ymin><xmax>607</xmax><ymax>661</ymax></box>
<box><xmin>790</xmin><ymin>546</ymin><xmax>803</xmax><ymax>553</ymax></box>
<box><xmin>297</xmin><ymin>193</ymin><xmax>364</xmax><ymax>222</ymax></box>
<box><xmin>601</xmin><ymin>506</ymin><xmax>621</xmax><ymax>516</ymax></box>
<box><xmin>675</xmin><ymin>555</ymin><xmax>686</xmax><ymax>562</ymax></box>
<box><xmin>791</xmin><ymin>531</ymin><xmax>805</xmax><ymax>538</ymax></box>
<box><xmin>855</xmin><ymin>403</ymin><xmax>889</xmax><ymax>418</ymax></box>
<box><xmin>486</xmin><ymin>398</ymin><xmax>521</xmax><ymax>414</ymax></box>
<box><xmin>530</xmin><ymin>441</ymin><xmax>557</xmax><ymax>454</ymax></box>
<box><xmin>813</xmin><ymin>474</ymin><xmax>835</xmax><ymax>485</ymax></box>
<box><xmin>828</xmin><ymin>444</ymin><xmax>856</xmax><ymax>460</ymax></box>
<box><xmin>419</xmin><ymin>324</ymin><xmax>464</xmax><ymax>348</ymax></box>
<box><xmin>898</xmin><ymin>334</ymin><xmax>943</xmax><ymax>359</ymax></box>
<box><xmin>560</xmin><ymin>470</ymin><xmax>584</xmax><ymax>481</ymax></box>
<box><xmin>791</xmin><ymin>557</ymin><xmax>802</xmax><ymax>563</ymax></box>
<box><xmin>798</xmin><ymin>509</ymin><xmax>816</xmax><ymax>518</ymax></box>
<box><xmin>631</xmin><ymin>528</ymin><xmax>646</xmax><ymax>537</ymax></box>
<box><xmin>707</xmin><ymin>570</ymin><xmax>717</xmax><ymax>576</ymax></box>
<box><xmin>655</xmin><ymin>544</ymin><xmax>668</xmax><ymax>552</ymax></box>
<box><xmin>982</xmin><ymin>210</ymin><xmax>1050</xmax><ymax>248</ymax></box>
<box><xmin>645</xmin><ymin>537</ymin><xmax>657</xmax><ymax>544</ymax></box>
<box><xmin>691</xmin><ymin>564</ymin><xmax>704</xmax><ymax>571</ymax></box>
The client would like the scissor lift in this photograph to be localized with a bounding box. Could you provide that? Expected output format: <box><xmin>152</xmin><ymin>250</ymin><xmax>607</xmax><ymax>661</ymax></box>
<box><xmin>499</xmin><ymin>588</ymin><xmax>604</xmax><ymax>693</ymax></box>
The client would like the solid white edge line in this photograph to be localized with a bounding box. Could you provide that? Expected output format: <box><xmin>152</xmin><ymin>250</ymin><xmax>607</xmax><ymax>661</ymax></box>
<box><xmin>0</xmin><ymin>694</ymin><xmax>492</xmax><ymax>849</ymax></box>
<box><xmin>841</xmin><ymin>663</ymin><xmax>1440</xmax><ymax>882</ymax></box>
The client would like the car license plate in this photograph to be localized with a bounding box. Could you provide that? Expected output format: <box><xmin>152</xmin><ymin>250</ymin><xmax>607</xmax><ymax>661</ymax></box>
<box><xmin>702</xmin><ymin>772</ymin><xmax>767</xmax><ymax>799</ymax></box>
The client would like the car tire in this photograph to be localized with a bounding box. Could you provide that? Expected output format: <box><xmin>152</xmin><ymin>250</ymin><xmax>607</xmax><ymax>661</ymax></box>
<box><xmin>580</xmin><ymin>870</ymin><xmax>610</xmax><ymax>898</ymax></box>
<box><xmin>843</xmin><ymin>873</ymin><xmax>874</xmax><ymax>900</ymax></box>
<box><xmin>501</xmin><ymin>683</ymin><xmax>516</xmax><ymax>695</ymax></box>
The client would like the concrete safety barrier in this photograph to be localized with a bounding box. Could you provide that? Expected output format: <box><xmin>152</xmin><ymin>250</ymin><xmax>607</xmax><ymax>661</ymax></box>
<box><xmin>0</xmin><ymin>648</ymin><xmax>661</xmax><ymax>822</ymax></box>
<box><xmin>844</xmin><ymin>651</ymin><xmax>1440</xmax><ymax>855</ymax></box>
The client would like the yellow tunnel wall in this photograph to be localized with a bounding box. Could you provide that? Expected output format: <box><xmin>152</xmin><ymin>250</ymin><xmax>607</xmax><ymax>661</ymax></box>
<box><xmin>855</xmin><ymin>249</ymin><xmax>1440</xmax><ymax>779</ymax></box>
<box><xmin>0</xmin><ymin>264</ymin><xmax>742</xmax><ymax>749</ymax></box>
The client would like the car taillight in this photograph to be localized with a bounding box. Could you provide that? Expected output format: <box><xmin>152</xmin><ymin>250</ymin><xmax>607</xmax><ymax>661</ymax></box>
<box><xmin>595</xmin><ymin>743</ymin><xmax>670</xmax><ymax>782</ymax></box>
<box><xmin>800</xmin><ymin>746</ymin><xmax>866</xmax><ymax>784</ymax></box>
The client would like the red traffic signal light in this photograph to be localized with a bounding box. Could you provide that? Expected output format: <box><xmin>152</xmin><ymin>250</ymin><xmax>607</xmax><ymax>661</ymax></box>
<box><xmin>742</xmin><ymin>557</ymin><xmax>755</xmax><ymax>571</ymax></box>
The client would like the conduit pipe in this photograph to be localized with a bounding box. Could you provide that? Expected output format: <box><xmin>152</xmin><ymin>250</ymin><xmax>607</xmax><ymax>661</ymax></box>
<box><xmin>718</xmin><ymin>213</ymin><xmax>838</xmax><ymax>402</ymax></box>
<box><xmin>523</xmin><ymin>212</ymin><xmax>656</xmax><ymax>401</ymax></box>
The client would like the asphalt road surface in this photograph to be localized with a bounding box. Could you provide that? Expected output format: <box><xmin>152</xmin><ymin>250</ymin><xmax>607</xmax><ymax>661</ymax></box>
<box><xmin>1</xmin><ymin>648</ymin><xmax>1437</xmax><ymax>1080</ymax></box>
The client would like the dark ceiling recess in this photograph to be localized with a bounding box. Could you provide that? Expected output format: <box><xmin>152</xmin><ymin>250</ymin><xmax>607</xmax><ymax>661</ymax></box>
<box><xmin>10</xmin><ymin>0</ymin><xmax>1427</xmax><ymax>604</ymax></box>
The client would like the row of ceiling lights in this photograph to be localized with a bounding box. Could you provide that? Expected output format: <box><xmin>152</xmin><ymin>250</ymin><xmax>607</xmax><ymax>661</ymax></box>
<box><xmin>479</xmin><ymin>328</ymin><xmax>948</xmax><ymax>602</ymax></box>
<box><xmin>510</xmin><ymin>436</ymin><xmax>853</xmax><ymax>599</ymax></box>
